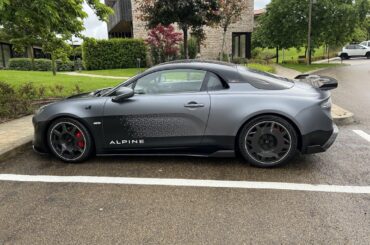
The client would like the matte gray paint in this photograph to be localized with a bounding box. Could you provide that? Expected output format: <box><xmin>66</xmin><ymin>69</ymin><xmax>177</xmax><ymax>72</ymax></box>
<box><xmin>32</xmin><ymin>61</ymin><xmax>337</xmax><ymax>157</ymax></box>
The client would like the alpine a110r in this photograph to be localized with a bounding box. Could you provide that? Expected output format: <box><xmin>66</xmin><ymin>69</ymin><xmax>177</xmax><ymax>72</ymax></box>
<box><xmin>33</xmin><ymin>60</ymin><xmax>338</xmax><ymax>167</ymax></box>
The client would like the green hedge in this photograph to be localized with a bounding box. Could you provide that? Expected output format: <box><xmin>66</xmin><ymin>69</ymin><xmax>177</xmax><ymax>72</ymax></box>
<box><xmin>9</xmin><ymin>58</ymin><xmax>34</xmax><ymax>70</ymax></box>
<box><xmin>82</xmin><ymin>38</ymin><xmax>147</xmax><ymax>70</ymax></box>
<box><xmin>56</xmin><ymin>60</ymin><xmax>74</xmax><ymax>71</ymax></box>
<box><xmin>8</xmin><ymin>58</ymin><xmax>74</xmax><ymax>71</ymax></box>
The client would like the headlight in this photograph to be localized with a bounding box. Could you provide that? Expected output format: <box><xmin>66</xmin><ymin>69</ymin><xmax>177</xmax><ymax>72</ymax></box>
<box><xmin>321</xmin><ymin>98</ymin><xmax>332</xmax><ymax>109</ymax></box>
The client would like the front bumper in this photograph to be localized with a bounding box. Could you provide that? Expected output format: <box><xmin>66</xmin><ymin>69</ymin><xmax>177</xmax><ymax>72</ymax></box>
<box><xmin>301</xmin><ymin>124</ymin><xmax>339</xmax><ymax>154</ymax></box>
<box><xmin>32</xmin><ymin>116</ymin><xmax>50</xmax><ymax>154</ymax></box>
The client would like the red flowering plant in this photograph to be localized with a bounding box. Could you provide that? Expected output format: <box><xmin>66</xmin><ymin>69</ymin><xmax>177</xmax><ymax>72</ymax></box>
<box><xmin>146</xmin><ymin>24</ymin><xmax>183</xmax><ymax>64</ymax></box>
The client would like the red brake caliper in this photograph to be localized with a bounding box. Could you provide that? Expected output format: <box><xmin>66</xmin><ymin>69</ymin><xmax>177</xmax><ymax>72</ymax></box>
<box><xmin>75</xmin><ymin>131</ymin><xmax>85</xmax><ymax>149</ymax></box>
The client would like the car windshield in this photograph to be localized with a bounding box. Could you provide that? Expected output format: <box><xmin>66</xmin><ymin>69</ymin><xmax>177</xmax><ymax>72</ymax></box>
<box><xmin>100</xmin><ymin>73</ymin><xmax>141</xmax><ymax>96</ymax></box>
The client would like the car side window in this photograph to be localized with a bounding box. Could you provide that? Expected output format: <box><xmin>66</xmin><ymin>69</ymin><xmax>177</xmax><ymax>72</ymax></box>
<box><xmin>134</xmin><ymin>69</ymin><xmax>207</xmax><ymax>95</ymax></box>
<box><xmin>207</xmin><ymin>73</ymin><xmax>225</xmax><ymax>91</ymax></box>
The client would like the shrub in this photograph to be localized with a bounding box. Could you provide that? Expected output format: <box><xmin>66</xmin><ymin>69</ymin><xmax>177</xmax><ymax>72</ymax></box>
<box><xmin>8</xmin><ymin>58</ymin><xmax>52</xmax><ymax>71</ymax></box>
<box><xmin>8</xmin><ymin>58</ymin><xmax>76</xmax><ymax>71</ymax></box>
<box><xmin>34</xmin><ymin>59</ymin><xmax>52</xmax><ymax>71</ymax></box>
<box><xmin>180</xmin><ymin>37</ymin><xmax>199</xmax><ymax>59</ymax></box>
<box><xmin>8</xmin><ymin>58</ymin><xmax>33</xmax><ymax>70</ymax></box>
<box><xmin>146</xmin><ymin>24</ymin><xmax>183</xmax><ymax>65</ymax></box>
<box><xmin>82</xmin><ymin>38</ymin><xmax>147</xmax><ymax>70</ymax></box>
<box><xmin>231</xmin><ymin>57</ymin><xmax>249</xmax><ymax>64</ymax></box>
<box><xmin>56</xmin><ymin>59</ymin><xmax>74</xmax><ymax>71</ymax></box>
<box><xmin>0</xmin><ymin>82</ymin><xmax>35</xmax><ymax>119</ymax></box>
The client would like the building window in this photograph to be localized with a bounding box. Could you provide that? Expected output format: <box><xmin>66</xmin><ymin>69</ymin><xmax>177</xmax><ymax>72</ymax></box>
<box><xmin>232</xmin><ymin>32</ymin><xmax>251</xmax><ymax>59</ymax></box>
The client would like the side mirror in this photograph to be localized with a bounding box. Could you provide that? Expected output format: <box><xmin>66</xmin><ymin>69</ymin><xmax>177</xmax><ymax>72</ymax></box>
<box><xmin>112</xmin><ymin>87</ymin><xmax>134</xmax><ymax>103</ymax></box>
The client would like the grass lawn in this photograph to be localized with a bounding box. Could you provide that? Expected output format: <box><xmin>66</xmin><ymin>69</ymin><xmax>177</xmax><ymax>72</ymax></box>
<box><xmin>80</xmin><ymin>68</ymin><xmax>143</xmax><ymax>77</ymax></box>
<box><xmin>247</xmin><ymin>63</ymin><xmax>275</xmax><ymax>73</ymax></box>
<box><xmin>80</xmin><ymin>64</ymin><xmax>277</xmax><ymax>77</ymax></box>
<box><xmin>280</xmin><ymin>63</ymin><xmax>345</xmax><ymax>73</ymax></box>
<box><xmin>0</xmin><ymin>70</ymin><xmax>124</xmax><ymax>97</ymax></box>
<box><xmin>255</xmin><ymin>46</ymin><xmax>340</xmax><ymax>63</ymax></box>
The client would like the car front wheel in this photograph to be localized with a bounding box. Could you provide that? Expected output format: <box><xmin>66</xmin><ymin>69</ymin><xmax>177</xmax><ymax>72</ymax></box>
<box><xmin>47</xmin><ymin>118</ymin><xmax>94</xmax><ymax>163</ymax></box>
<box><xmin>238</xmin><ymin>116</ymin><xmax>298</xmax><ymax>168</ymax></box>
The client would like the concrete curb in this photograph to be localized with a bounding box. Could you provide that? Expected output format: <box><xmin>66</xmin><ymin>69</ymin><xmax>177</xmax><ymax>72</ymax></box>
<box><xmin>331</xmin><ymin>104</ymin><xmax>355</xmax><ymax>126</ymax></box>
<box><xmin>0</xmin><ymin>136</ymin><xmax>33</xmax><ymax>163</ymax></box>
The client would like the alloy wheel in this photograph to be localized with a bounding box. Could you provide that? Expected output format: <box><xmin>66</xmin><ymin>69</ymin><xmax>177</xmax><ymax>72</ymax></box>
<box><xmin>245</xmin><ymin>121</ymin><xmax>292</xmax><ymax>165</ymax></box>
<box><xmin>49</xmin><ymin>122</ymin><xmax>87</xmax><ymax>161</ymax></box>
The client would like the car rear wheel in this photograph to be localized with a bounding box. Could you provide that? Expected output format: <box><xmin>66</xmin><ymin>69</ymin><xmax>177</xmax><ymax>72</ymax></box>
<box><xmin>366</xmin><ymin>52</ymin><xmax>370</xmax><ymax>59</ymax></box>
<box><xmin>238</xmin><ymin>116</ymin><xmax>298</xmax><ymax>168</ymax></box>
<box><xmin>47</xmin><ymin>118</ymin><xmax>93</xmax><ymax>163</ymax></box>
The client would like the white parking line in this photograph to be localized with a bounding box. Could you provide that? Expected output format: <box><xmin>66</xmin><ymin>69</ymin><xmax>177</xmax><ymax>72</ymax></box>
<box><xmin>353</xmin><ymin>130</ymin><xmax>370</xmax><ymax>142</ymax></box>
<box><xmin>0</xmin><ymin>174</ymin><xmax>369</xmax><ymax>194</ymax></box>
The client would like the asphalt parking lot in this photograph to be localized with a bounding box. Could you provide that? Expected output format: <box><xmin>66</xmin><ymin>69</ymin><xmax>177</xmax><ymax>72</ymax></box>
<box><xmin>1</xmin><ymin>59</ymin><xmax>370</xmax><ymax>244</ymax></box>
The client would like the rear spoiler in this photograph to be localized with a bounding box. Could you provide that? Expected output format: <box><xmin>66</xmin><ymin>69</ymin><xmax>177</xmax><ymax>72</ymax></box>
<box><xmin>294</xmin><ymin>74</ymin><xmax>338</xmax><ymax>91</ymax></box>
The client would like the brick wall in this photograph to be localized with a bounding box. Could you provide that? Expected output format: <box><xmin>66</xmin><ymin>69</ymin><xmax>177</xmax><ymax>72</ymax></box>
<box><xmin>130</xmin><ymin>0</ymin><xmax>254</xmax><ymax>60</ymax></box>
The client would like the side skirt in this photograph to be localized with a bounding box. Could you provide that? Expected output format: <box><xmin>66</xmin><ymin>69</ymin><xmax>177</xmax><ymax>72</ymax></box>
<box><xmin>96</xmin><ymin>150</ymin><xmax>235</xmax><ymax>158</ymax></box>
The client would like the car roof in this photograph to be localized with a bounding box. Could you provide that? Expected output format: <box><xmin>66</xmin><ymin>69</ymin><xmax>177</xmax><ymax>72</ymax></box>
<box><xmin>144</xmin><ymin>60</ymin><xmax>241</xmax><ymax>82</ymax></box>
<box><xmin>147</xmin><ymin>60</ymin><xmax>237</xmax><ymax>72</ymax></box>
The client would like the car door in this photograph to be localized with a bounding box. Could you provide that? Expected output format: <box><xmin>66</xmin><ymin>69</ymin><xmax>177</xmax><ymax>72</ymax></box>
<box><xmin>102</xmin><ymin>69</ymin><xmax>211</xmax><ymax>149</ymax></box>
<box><xmin>354</xmin><ymin>45</ymin><xmax>366</xmax><ymax>56</ymax></box>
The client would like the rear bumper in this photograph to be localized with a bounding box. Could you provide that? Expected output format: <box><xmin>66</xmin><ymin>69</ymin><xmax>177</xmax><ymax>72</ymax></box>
<box><xmin>301</xmin><ymin>124</ymin><xmax>338</xmax><ymax>154</ymax></box>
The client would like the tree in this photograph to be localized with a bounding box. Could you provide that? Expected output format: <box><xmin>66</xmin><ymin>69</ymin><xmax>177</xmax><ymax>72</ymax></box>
<box><xmin>253</xmin><ymin>0</ymin><xmax>308</xmax><ymax>63</ymax></box>
<box><xmin>139</xmin><ymin>0</ymin><xmax>220</xmax><ymax>59</ymax></box>
<box><xmin>42</xmin><ymin>35</ymin><xmax>72</xmax><ymax>76</ymax></box>
<box><xmin>254</xmin><ymin>0</ymin><xmax>365</xmax><ymax>64</ymax></box>
<box><xmin>0</xmin><ymin>0</ymin><xmax>112</xmax><ymax>75</ymax></box>
<box><xmin>218</xmin><ymin>0</ymin><xmax>248</xmax><ymax>60</ymax></box>
<box><xmin>146</xmin><ymin>24</ymin><xmax>183</xmax><ymax>64</ymax></box>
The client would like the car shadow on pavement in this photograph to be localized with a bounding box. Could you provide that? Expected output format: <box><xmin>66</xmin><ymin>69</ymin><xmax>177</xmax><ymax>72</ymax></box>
<box><xmin>0</xmin><ymin>148</ymin><xmax>327</xmax><ymax>184</ymax></box>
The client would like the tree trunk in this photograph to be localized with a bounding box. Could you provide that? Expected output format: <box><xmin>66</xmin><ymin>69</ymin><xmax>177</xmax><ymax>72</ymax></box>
<box><xmin>51</xmin><ymin>53</ymin><xmax>56</xmax><ymax>76</ymax></box>
<box><xmin>276</xmin><ymin>47</ymin><xmax>279</xmax><ymax>64</ymax></box>
<box><xmin>182</xmin><ymin>27</ymin><xmax>188</xmax><ymax>59</ymax></box>
<box><xmin>327</xmin><ymin>44</ymin><xmax>330</xmax><ymax>63</ymax></box>
<box><xmin>220</xmin><ymin>27</ymin><xmax>227</xmax><ymax>61</ymax></box>
<box><xmin>28</xmin><ymin>45</ymin><xmax>35</xmax><ymax>70</ymax></box>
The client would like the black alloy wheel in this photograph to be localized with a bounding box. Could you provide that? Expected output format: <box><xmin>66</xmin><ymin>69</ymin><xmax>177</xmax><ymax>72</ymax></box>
<box><xmin>47</xmin><ymin>118</ymin><xmax>93</xmax><ymax>162</ymax></box>
<box><xmin>238</xmin><ymin>116</ymin><xmax>298</xmax><ymax>167</ymax></box>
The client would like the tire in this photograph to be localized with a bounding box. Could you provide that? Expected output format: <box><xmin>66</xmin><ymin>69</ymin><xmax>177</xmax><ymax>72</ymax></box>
<box><xmin>238</xmin><ymin>115</ymin><xmax>298</xmax><ymax>168</ymax></box>
<box><xmin>47</xmin><ymin>118</ymin><xmax>94</xmax><ymax>163</ymax></box>
<box><xmin>366</xmin><ymin>52</ymin><xmax>370</xmax><ymax>59</ymax></box>
<box><xmin>340</xmin><ymin>53</ymin><xmax>349</xmax><ymax>60</ymax></box>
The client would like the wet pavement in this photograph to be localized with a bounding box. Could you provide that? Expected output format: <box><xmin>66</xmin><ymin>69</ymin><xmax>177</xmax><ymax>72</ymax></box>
<box><xmin>1</xmin><ymin>59</ymin><xmax>370</xmax><ymax>244</ymax></box>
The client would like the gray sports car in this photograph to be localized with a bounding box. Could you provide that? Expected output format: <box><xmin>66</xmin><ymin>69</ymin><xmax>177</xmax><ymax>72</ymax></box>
<box><xmin>33</xmin><ymin>60</ymin><xmax>338</xmax><ymax>167</ymax></box>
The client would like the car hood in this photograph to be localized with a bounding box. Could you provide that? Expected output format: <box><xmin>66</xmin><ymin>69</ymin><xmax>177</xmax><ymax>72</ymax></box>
<box><xmin>67</xmin><ymin>92</ymin><xmax>94</xmax><ymax>99</ymax></box>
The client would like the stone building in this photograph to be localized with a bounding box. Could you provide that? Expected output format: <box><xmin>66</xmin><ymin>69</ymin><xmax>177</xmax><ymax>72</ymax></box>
<box><xmin>105</xmin><ymin>0</ymin><xmax>254</xmax><ymax>60</ymax></box>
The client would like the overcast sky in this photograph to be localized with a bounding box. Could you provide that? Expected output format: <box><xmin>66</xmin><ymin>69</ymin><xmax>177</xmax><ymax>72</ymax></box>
<box><xmin>82</xmin><ymin>0</ymin><xmax>271</xmax><ymax>40</ymax></box>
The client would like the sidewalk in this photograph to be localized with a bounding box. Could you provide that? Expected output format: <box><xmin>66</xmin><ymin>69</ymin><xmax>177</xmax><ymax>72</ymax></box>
<box><xmin>0</xmin><ymin>115</ymin><xmax>33</xmax><ymax>161</ymax></box>
<box><xmin>274</xmin><ymin>65</ymin><xmax>301</xmax><ymax>79</ymax></box>
<box><xmin>62</xmin><ymin>72</ymin><xmax>129</xmax><ymax>80</ymax></box>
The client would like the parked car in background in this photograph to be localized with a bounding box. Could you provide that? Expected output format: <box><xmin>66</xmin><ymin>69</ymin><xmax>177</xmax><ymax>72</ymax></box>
<box><xmin>360</xmin><ymin>40</ymin><xmax>370</xmax><ymax>47</ymax></box>
<box><xmin>338</xmin><ymin>44</ymin><xmax>370</xmax><ymax>59</ymax></box>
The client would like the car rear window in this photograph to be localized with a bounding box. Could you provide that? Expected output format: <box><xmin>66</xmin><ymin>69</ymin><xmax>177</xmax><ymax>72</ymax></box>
<box><xmin>237</xmin><ymin>66</ymin><xmax>294</xmax><ymax>90</ymax></box>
